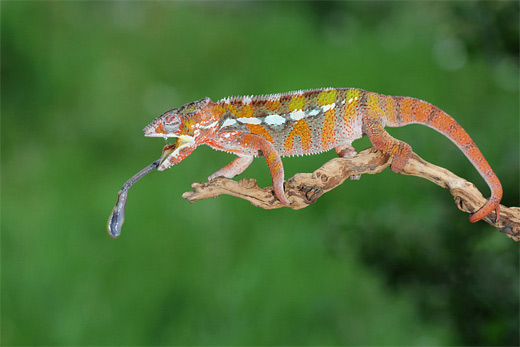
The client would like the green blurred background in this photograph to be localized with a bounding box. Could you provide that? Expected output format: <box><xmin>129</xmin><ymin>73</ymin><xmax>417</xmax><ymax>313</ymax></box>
<box><xmin>2</xmin><ymin>1</ymin><xmax>519</xmax><ymax>345</ymax></box>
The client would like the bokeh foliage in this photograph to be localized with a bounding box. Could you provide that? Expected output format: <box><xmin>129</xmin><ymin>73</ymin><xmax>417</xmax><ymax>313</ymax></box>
<box><xmin>2</xmin><ymin>1</ymin><xmax>519</xmax><ymax>345</ymax></box>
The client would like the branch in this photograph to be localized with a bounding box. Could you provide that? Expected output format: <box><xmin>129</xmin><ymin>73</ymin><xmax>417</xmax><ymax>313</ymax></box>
<box><xmin>182</xmin><ymin>148</ymin><xmax>520</xmax><ymax>242</ymax></box>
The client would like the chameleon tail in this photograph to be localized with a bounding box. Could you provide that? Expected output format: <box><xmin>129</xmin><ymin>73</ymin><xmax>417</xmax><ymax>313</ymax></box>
<box><xmin>387</xmin><ymin>96</ymin><xmax>502</xmax><ymax>223</ymax></box>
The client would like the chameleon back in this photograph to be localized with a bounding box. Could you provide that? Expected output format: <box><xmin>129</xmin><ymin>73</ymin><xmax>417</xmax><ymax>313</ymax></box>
<box><xmin>212</xmin><ymin>88</ymin><xmax>365</xmax><ymax>157</ymax></box>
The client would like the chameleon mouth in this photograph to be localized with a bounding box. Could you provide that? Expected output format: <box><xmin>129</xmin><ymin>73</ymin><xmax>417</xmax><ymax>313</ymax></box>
<box><xmin>158</xmin><ymin>135</ymin><xmax>195</xmax><ymax>168</ymax></box>
<box><xmin>160</xmin><ymin>143</ymin><xmax>177</xmax><ymax>165</ymax></box>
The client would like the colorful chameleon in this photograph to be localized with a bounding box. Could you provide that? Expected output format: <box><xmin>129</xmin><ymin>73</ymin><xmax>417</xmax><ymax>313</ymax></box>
<box><xmin>143</xmin><ymin>88</ymin><xmax>502</xmax><ymax>223</ymax></box>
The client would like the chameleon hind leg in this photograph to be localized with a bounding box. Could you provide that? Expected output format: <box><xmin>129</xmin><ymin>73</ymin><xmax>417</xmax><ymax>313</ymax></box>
<box><xmin>363</xmin><ymin>116</ymin><xmax>412</xmax><ymax>172</ymax></box>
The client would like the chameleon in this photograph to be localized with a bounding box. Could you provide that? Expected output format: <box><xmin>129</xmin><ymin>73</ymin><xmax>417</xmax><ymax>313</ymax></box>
<box><xmin>143</xmin><ymin>88</ymin><xmax>503</xmax><ymax>223</ymax></box>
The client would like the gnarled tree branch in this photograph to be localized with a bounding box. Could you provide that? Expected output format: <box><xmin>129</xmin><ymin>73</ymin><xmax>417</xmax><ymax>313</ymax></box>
<box><xmin>182</xmin><ymin>148</ymin><xmax>519</xmax><ymax>241</ymax></box>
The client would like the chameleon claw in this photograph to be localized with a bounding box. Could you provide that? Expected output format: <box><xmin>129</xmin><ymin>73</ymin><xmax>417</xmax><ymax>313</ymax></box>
<box><xmin>279</xmin><ymin>195</ymin><xmax>291</xmax><ymax>205</ymax></box>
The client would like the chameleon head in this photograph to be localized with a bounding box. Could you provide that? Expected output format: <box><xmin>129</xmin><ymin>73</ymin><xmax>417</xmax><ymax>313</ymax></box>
<box><xmin>143</xmin><ymin>97</ymin><xmax>211</xmax><ymax>170</ymax></box>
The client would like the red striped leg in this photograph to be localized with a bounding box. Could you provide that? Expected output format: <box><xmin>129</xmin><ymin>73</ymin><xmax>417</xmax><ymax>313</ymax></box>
<box><xmin>363</xmin><ymin>116</ymin><xmax>412</xmax><ymax>172</ymax></box>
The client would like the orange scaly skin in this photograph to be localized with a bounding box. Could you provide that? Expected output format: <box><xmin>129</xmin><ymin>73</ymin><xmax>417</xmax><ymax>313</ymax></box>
<box><xmin>143</xmin><ymin>88</ymin><xmax>502</xmax><ymax>222</ymax></box>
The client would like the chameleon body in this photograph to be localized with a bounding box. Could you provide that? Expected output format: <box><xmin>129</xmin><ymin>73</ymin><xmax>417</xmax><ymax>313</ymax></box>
<box><xmin>143</xmin><ymin>88</ymin><xmax>502</xmax><ymax>222</ymax></box>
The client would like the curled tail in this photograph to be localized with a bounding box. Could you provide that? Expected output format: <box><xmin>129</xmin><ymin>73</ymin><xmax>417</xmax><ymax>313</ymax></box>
<box><xmin>386</xmin><ymin>96</ymin><xmax>503</xmax><ymax>223</ymax></box>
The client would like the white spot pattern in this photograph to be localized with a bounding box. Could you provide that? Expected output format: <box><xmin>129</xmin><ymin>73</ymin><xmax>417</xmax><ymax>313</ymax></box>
<box><xmin>265</xmin><ymin>114</ymin><xmax>286</xmax><ymax>126</ymax></box>
<box><xmin>237</xmin><ymin>117</ymin><xmax>262</xmax><ymax>125</ymax></box>
<box><xmin>289</xmin><ymin>110</ymin><xmax>306</xmax><ymax>121</ymax></box>
<box><xmin>221</xmin><ymin>118</ymin><xmax>237</xmax><ymax>127</ymax></box>
<box><xmin>322</xmin><ymin>103</ymin><xmax>335</xmax><ymax>112</ymax></box>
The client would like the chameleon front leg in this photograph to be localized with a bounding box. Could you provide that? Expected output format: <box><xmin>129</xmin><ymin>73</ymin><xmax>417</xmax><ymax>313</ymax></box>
<box><xmin>363</xmin><ymin>116</ymin><xmax>412</xmax><ymax>172</ymax></box>
<box><xmin>334</xmin><ymin>143</ymin><xmax>361</xmax><ymax>180</ymax></box>
<box><xmin>210</xmin><ymin>131</ymin><xmax>290</xmax><ymax>205</ymax></box>
<box><xmin>209</xmin><ymin>156</ymin><xmax>254</xmax><ymax>180</ymax></box>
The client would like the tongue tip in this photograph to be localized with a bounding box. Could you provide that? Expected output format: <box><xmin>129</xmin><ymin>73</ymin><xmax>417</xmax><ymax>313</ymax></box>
<box><xmin>107</xmin><ymin>210</ymin><xmax>122</xmax><ymax>238</ymax></box>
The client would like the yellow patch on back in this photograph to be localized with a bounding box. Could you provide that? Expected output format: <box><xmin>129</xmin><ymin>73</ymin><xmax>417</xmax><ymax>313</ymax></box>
<box><xmin>212</xmin><ymin>104</ymin><xmax>226</xmax><ymax>115</ymax></box>
<box><xmin>317</xmin><ymin>89</ymin><xmax>337</xmax><ymax>106</ymax></box>
<box><xmin>226</xmin><ymin>104</ymin><xmax>240</xmax><ymax>118</ymax></box>
<box><xmin>288</xmin><ymin>95</ymin><xmax>305</xmax><ymax>111</ymax></box>
<box><xmin>240</xmin><ymin>104</ymin><xmax>255</xmax><ymax>118</ymax></box>
<box><xmin>344</xmin><ymin>89</ymin><xmax>360</xmax><ymax>122</ymax></box>
<box><xmin>265</xmin><ymin>99</ymin><xmax>281</xmax><ymax>112</ymax></box>
<box><xmin>367</xmin><ymin>93</ymin><xmax>385</xmax><ymax>116</ymax></box>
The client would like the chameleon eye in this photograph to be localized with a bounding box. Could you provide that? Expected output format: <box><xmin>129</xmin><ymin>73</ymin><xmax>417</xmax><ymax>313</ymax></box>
<box><xmin>163</xmin><ymin>115</ymin><xmax>180</xmax><ymax>133</ymax></box>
